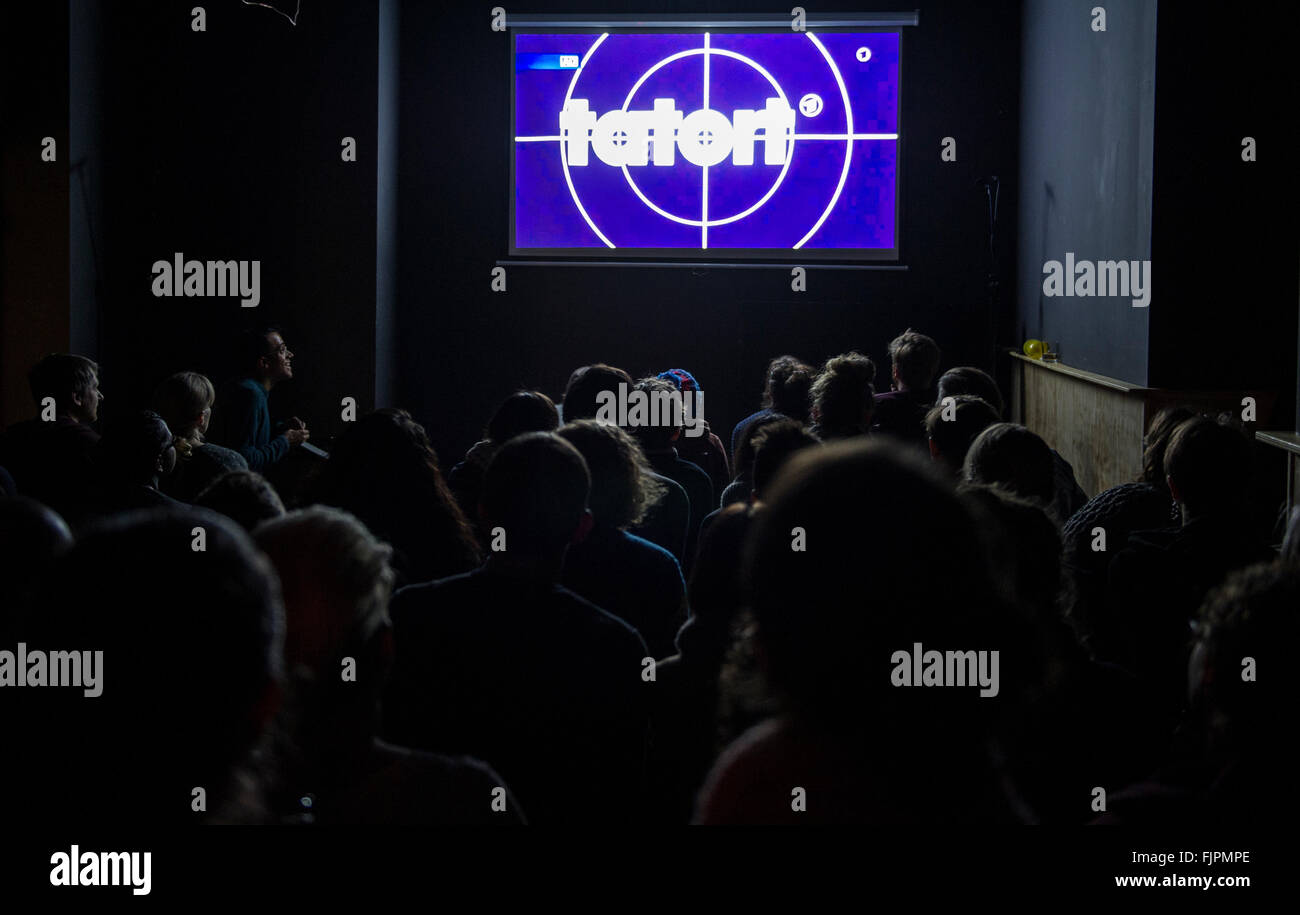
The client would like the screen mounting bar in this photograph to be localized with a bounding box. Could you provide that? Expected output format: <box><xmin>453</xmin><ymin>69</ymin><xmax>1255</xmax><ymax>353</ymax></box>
<box><xmin>506</xmin><ymin>13</ymin><xmax>921</xmax><ymax>29</ymax></box>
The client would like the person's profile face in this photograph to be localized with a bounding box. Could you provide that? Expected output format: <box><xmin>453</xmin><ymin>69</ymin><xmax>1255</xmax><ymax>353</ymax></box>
<box><xmin>74</xmin><ymin>374</ymin><xmax>103</xmax><ymax>423</ymax></box>
<box><xmin>262</xmin><ymin>333</ymin><xmax>294</xmax><ymax>381</ymax></box>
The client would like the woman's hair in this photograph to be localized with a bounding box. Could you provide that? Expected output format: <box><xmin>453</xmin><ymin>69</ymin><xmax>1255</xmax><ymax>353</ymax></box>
<box><xmin>485</xmin><ymin>390</ymin><xmax>559</xmax><ymax>443</ymax></box>
<box><xmin>152</xmin><ymin>371</ymin><xmax>216</xmax><ymax>444</ymax></box>
<box><xmin>810</xmin><ymin>352</ymin><xmax>876</xmax><ymax>439</ymax></box>
<box><xmin>302</xmin><ymin>408</ymin><xmax>481</xmax><ymax>585</ymax></box>
<box><xmin>557</xmin><ymin>420</ymin><xmax>665</xmax><ymax>529</ymax></box>
<box><xmin>936</xmin><ymin>366</ymin><xmax>1004</xmax><ymax>419</ymax></box>
<box><xmin>963</xmin><ymin>422</ymin><xmax>1056</xmax><ymax>507</ymax></box>
<box><xmin>1141</xmin><ymin>405</ymin><xmax>1197</xmax><ymax>486</ymax></box>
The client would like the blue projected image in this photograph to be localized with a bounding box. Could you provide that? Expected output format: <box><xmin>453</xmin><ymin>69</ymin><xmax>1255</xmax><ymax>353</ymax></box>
<box><xmin>512</xmin><ymin>30</ymin><xmax>901</xmax><ymax>258</ymax></box>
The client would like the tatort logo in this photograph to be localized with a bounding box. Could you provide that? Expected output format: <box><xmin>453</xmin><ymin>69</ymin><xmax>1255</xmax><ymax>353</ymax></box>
<box><xmin>513</xmin><ymin>31</ymin><xmax>901</xmax><ymax>252</ymax></box>
<box><xmin>559</xmin><ymin>98</ymin><xmax>795</xmax><ymax>168</ymax></box>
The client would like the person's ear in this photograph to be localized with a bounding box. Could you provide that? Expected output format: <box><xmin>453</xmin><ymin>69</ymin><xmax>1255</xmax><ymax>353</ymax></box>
<box><xmin>670</xmin><ymin>427</ymin><xmax>682</xmax><ymax>442</ymax></box>
<box><xmin>927</xmin><ymin>437</ymin><xmax>941</xmax><ymax>461</ymax></box>
<box><xmin>571</xmin><ymin>508</ymin><xmax>594</xmax><ymax>545</ymax></box>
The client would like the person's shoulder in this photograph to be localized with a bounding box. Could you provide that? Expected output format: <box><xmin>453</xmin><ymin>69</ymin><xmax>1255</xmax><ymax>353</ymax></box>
<box><xmin>370</xmin><ymin>741</ymin><xmax>527</xmax><ymax>824</ymax></box>
<box><xmin>380</xmin><ymin>740</ymin><xmax>506</xmax><ymax>787</ymax></box>
<box><xmin>553</xmin><ymin>583</ymin><xmax>647</xmax><ymax>649</ymax></box>
<box><xmin>222</xmin><ymin>378</ymin><xmax>261</xmax><ymax>401</ymax></box>
<box><xmin>46</xmin><ymin>417</ymin><xmax>98</xmax><ymax>444</ymax></box>
<box><xmin>621</xmin><ymin>531</ymin><xmax>685</xmax><ymax>585</ymax></box>
<box><xmin>648</xmin><ymin>469</ymin><xmax>687</xmax><ymax>498</ymax></box>
<box><xmin>196</xmin><ymin>442</ymin><xmax>248</xmax><ymax>470</ymax></box>
<box><xmin>621</xmin><ymin>529</ymin><xmax>681</xmax><ymax>567</ymax></box>
<box><xmin>675</xmin><ymin>455</ymin><xmax>710</xmax><ymax>482</ymax></box>
<box><xmin>391</xmin><ymin>569</ymin><xmax>482</xmax><ymax>617</ymax></box>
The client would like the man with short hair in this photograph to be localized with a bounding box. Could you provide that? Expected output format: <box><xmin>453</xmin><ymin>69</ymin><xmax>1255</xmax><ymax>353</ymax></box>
<box><xmin>383</xmin><ymin>432</ymin><xmax>649</xmax><ymax>824</ymax></box>
<box><xmin>209</xmin><ymin>328</ymin><xmax>309</xmax><ymax>472</ymax></box>
<box><xmin>872</xmin><ymin>328</ymin><xmax>941</xmax><ymax>444</ymax></box>
<box><xmin>0</xmin><ymin>353</ymin><xmax>104</xmax><ymax>518</ymax></box>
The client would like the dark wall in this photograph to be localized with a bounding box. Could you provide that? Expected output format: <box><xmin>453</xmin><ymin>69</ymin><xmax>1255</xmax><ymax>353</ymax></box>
<box><xmin>395</xmin><ymin>1</ymin><xmax>1021</xmax><ymax>462</ymax></box>
<box><xmin>1147</xmin><ymin>3</ymin><xmax>1298</xmax><ymax>423</ymax></box>
<box><xmin>1016</xmin><ymin>0</ymin><xmax>1156</xmax><ymax>386</ymax></box>
<box><xmin>0</xmin><ymin>2</ymin><xmax>69</xmax><ymax>429</ymax></box>
<box><xmin>1015</xmin><ymin>0</ymin><xmax>1299</xmax><ymax>429</ymax></box>
<box><xmin>83</xmin><ymin>0</ymin><xmax>379</xmax><ymax>444</ymax></box>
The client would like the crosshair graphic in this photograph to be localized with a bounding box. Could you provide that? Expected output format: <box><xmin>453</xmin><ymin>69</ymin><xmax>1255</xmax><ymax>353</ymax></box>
<box><xmin>514</xmin><ymin>31</ymin><xmax>900</xmax><ymax>250</ymax></box>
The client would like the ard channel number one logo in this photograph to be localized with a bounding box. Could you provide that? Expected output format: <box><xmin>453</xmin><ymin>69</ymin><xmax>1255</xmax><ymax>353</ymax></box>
<box><xmin>514</xmin><ymin>32</ymin><xmax>899</xmax><ymax>250</ymax></box>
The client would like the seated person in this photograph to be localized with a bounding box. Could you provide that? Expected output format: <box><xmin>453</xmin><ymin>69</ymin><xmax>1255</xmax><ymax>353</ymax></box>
<box><xmin>563</xmin><ymin>363</ymin><xmax>689</xmax><ymax>562</ymax></box>
<box><xmin>86</xmin><ymin>410</ymin><xmax>181</xmax><ymax>521</ymax></box>
<box><xmin>447</xmin><ymin>390</ymin><xmax>559</xmax><ymax>542</ymax></box>
<box><xmin>15</xmin><ymin>508</ymin><xmax>284</xmax><ymax>823</ymax></box>
<box><xmin>625</xmin><ymin>377</ymin><xmax>714</xmax><ymax>574</ymax></box>
<box><xmin>152</xmin><ymin>371</ymin><xmax>247</xmax><ymax>502</ymax></box>
<box><xmin>301</xmin><ymin>408</ymin><xmax>481</xmax><ymax>587</ymax></box>
<box><xmin>1106</xmin><ymin>417</ymin><xmax>1274</xmax><ymax>724</ymax></box>
<box><xmin>730</xmin><ymin>355</ymin><xmax>813</xmax><ymax>458</ymax></box>
<box><xmin>718</xmin><ymin>412</ymin><xmax>789</xmax><ymax>508</ymax></box>
<box><xmin>938</xmin><ymin>366</ymin><xmax>1087</xmax><ymax>519</ymax></box>
<box><xmin>558</xmin><ymin>420</ymin><xmax>687</xmax><ymax>659</ymax></box>
<box><xmin>809</xmin><ymin>352</ymin><xmax>876</xmax><ymax>441</ymax></box>
<box><xmin>383</xmin><ymin>433</ymin><xmax>650</xmax><ymax>824</ymax></box>
<box><xmin>924</xmin><ymin>394</ymin><xmax>1000</xmax><ymax>478</ymax></box>
<box><xmin>962</xmin><ymin>422</ymin><xmax>1057</xmax><ymax>514</ymax></box>
<box><xmin>0</xmin><ymin>353</ymin><xmax>102</xmax><ymax>519</ymax></box>
<box><xmin>656</xmin><ymin>369</ymin><xmax>730</xmax><ymax>496</ymax></box>
<box><xmin>255</xmin><ymin>507</ymin><xmax>523</xmax><ymax>824</ymax></box>
<box><xmin>1059</xmin><ymin>405</ymin><xmax>1197</xmax><ymax>663</ymax></box>
<box><xmin>695</xmin><ymin>441</ymin><xmax>1016</xmax><ymax>824</ymax></box>
<box><xmin>194</xmin><ymin>470</ymin><xmax>286</xmax><ymax>532</ymax></box>
<box><xmin>1100</xmin><ymin>561</ymin><xmax>1300</xmax><ymax>826</ymax></box>
<box><xmin>699</xmin><ymin>417</ymin><xmax>820</xmax><ymax>547</ymax></box>
<box><xmin>209</xmin><ymin>327</ymin><xmax>308</xmax><ymax>472</ymax></box>
<box><xmin>872</xmin><ymin>328</ymin><xmax>941</xmax><ymax>445</ymax></box>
